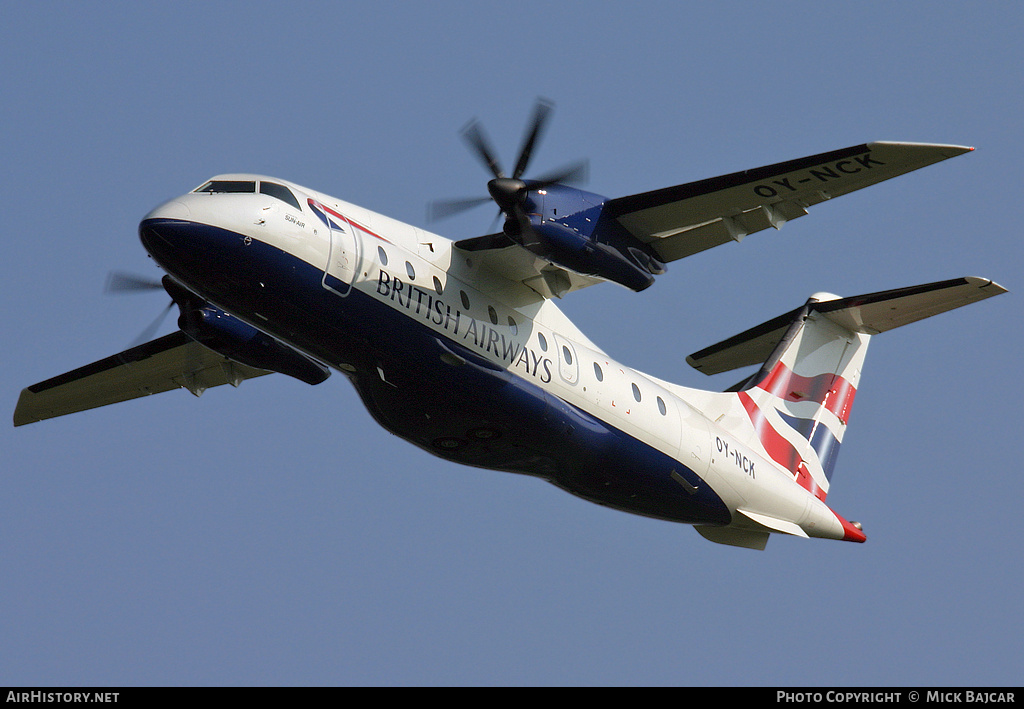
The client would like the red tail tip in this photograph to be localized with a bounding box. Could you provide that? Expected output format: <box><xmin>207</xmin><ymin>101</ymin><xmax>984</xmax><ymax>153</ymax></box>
<box><xmin>835</xmin><ymin>513</ymin><xmax>867</xmax><ymax>543</ymax></box>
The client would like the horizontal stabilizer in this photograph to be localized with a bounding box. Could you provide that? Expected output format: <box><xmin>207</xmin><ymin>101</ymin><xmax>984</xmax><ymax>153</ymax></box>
<box><xmin>687</xmin><ymin>306</ymin><xmax>802</xmax><ymax>375</ymax></box>
<box><xmin>687</xmin><ymin>277</ymin><xmax>1006</xmax><ymax>376</ymax></box>
<box><xmin>13</xmin><ymin>332</ymin><xmax>271</xmax><ymax>426</ymax></box>
<box><xmin>812</xmin><ymin>276</ymin><xmax>1007</xmax><ymax>335</ymax></box>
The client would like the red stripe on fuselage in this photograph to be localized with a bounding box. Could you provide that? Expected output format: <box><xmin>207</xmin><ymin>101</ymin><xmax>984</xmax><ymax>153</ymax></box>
<box><xmin>310</xmin><ymin>199</ymin><xmax>393</xmax><ymax>244</ymax></box>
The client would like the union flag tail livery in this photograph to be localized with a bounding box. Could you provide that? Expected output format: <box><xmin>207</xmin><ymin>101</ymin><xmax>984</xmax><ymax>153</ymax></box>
<box><xmin>686</xmin><ymin>277</ymin><xmax>1004</xmax><ymax>549</ymax></box>
<box><xmin>736</xmin><ymin>294</ymin><xmax>868</xmax><ymax>503</ymax></box>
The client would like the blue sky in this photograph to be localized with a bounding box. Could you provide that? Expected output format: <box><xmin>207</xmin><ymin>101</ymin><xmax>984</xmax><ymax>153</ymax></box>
<box><xmin>3</xmin><ymin>1</ymin><xmax>1021</xmax><ymax>686</ymax></box>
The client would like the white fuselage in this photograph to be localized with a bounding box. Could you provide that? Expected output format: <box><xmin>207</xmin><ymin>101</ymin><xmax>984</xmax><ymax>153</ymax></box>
<box><xmin>143</xmin><ymin>174</ymin><xmax>852</xmax><ymax>542</ymax></box>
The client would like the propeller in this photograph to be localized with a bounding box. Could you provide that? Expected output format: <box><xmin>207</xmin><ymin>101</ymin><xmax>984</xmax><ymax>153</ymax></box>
<box><xmin>104</xmin><ymin>270</ymin><xmax>164</xmax><ymax>294</ymax></box>
<box><xmin>105</xmin><ymin>270</ymin><xmax>175</xmax><ymax>347</ymax></box>
<box><xmin>428</xmin><ymin>98</ymin><xmax>589</xmax><ymax>227</ymax></box>
<box><xmin>129</xmin><ymin>301</ymin><xmax>175</xmax><ymax>348</ymax></box>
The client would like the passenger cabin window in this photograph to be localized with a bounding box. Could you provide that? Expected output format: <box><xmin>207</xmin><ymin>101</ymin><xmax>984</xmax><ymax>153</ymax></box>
<box><xmin>194</xmin><ymin>180</ymin><xmax>256</xmax><ymax>194</ymax></box>
<box><xmin>259</xmin><ymin>181</ymin><xmax>301</xmax><ymax>211</ymax></box>
<box><xmin>377</xmin><ymin>246</ymin><xmax>388</xmax><ymax>265</ymax></box>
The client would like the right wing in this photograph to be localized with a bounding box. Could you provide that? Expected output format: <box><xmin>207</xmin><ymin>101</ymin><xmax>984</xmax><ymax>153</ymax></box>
<box><xmin>13</xmin><ymin>331</ymin><xmax>271</xmax><ymax>426</ymax></box>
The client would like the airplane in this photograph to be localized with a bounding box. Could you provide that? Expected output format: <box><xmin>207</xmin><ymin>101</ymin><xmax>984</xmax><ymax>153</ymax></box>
<box><xmin>14</xmin><ymin>100</ymin><xmax>1007</xmax><ymax>549</ymax></box>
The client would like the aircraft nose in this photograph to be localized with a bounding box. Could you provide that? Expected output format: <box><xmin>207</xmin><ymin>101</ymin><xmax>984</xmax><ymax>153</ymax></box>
<box><xmin>139</xmin><ymin>218</ymin><xmax>188</xmax><ymax>262</ymax></box>
<box><xmin>145</xmin><ymin>200</ymin><xmax>191</xmax><ymax>221</ymax></box>
<box><xmin>137</xmin><ymin>199</ymin><xmax>217</xmax><ymax>280</ymax></box>
<box><xmin>138</xmin><ymin>198</ymin><xmax>247</xmax><ymax>291</ymax></box>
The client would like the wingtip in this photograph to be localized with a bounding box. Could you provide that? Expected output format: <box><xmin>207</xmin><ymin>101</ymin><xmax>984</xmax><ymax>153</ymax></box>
<box><xmin>867</xmin><ymin>141</ymin><xmax>975</xmax><ymax>157</ymax></box>
<box><xmin>13</xmin><ymin>389</ymin><xmax>36</xmax><ymax>427</ymax></box>
<box><xmin>963</xmin><ymin>276</ymin><xmax>1009</xmax><ymax>296</ymax></box>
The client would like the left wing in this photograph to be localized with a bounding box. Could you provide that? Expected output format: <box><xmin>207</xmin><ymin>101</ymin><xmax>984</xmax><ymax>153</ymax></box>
<box><xmin>14</xmin><ymin>331</ymin><xmax>270</xmax><ymax>426</ymax></box>
<box><xmin>454</xmin><ymin>232</ymin><xmax>604</xmax><ymax>299</ymax></box>
<box><xmin>603</xmin><ymin>141</ymin><xmax>972</xmax><ymax>262</ymax></box>
<box><xmin>456</xmin><ymin>142</ymin><xmax>972</xmax><ymax>299</ymax></box>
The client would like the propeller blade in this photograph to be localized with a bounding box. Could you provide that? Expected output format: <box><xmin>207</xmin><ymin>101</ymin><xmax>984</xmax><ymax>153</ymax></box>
<box><xmin>460</xmin><ymin>118</ymin><xmax>505</xmax><ymax>179</ymax></box>
<box><xmin>105</xmin><ymin>270</ymin><xmax>164</xmax><ymax>294</ymax></box>
<box><xmin>512</xmin><ymin>98</ymin><xmax>554</xmax><ymax>180</ymax></box>
<box><xmin>128</xmin><ymin>300</ymin><xmax>175</xmax><ymax>348</ymax></box>
<box><xmin>532</xmin><ymin>159</ymin><xmax>590</xmax><ymax>189</ymax></box>
<box><xmin>428</xmin><ymin>195</ymin><xmax>493</xmax><ymax>222</ymax></box>
<box><xmin>488</xmin><ymin>208</ymin><xmax>504</xmax><ymax>233</ymax></box>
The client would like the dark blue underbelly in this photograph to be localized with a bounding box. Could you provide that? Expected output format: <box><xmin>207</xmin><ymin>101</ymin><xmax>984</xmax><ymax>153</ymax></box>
<box><xmin>141</xmin><ymin>218</ymin><xmax>730</xmax><ymax>525</ymax></box>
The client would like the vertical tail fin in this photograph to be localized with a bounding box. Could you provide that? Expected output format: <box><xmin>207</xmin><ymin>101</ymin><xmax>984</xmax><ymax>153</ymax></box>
<box><xmin>687</xmin><ymin>277</ymin><xmax>1006</xmax><ymax>501</ymax></box>
<box><xmin>736</xmin><ymin>295</ymin><xmax>868</xmax><ymax>500</ymax></box>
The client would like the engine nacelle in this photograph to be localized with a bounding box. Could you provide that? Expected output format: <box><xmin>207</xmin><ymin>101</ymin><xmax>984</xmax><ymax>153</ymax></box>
<box><xmin>178</xmin><ymin>305</ymin><xmax>330</xmax><ymax>385</ymax></box>
<box><xmin>514</xmin><ymin>218</ymin><xmax>657</xmax><ymax>292</ymax></box>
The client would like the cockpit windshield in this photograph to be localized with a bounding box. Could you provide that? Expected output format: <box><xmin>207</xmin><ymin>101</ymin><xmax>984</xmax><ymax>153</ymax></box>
<box><xmin>192</xmin><ymin>179</ymin><xmax>301</xmax><ymax>211</ymax></box>
<box><xmin>259</xmin><ymin>181</ymin><xmax>301</xmax><ymax>210</ymax></box>
<box><xmin>194</xmin><ymin>180</ymin><xmax>256</xmax><ymax>194</ymax></box>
